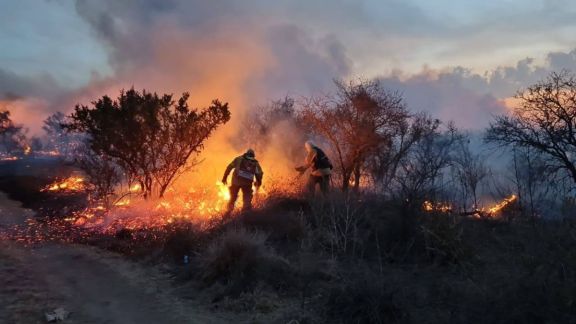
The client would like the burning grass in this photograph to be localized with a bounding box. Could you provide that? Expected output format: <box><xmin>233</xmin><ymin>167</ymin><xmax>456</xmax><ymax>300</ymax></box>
<box><xmin>73</xmin><ymin>182</ymin><xmax>271</xmax><ymax>232</ymax></box>
<box><xmin>0</xmin><ymin>161</ymin><xmax>299</xmax><ymax>252</ymax></box>
<box><xmin>423</xmin><ymin>194</ymin><xmax>518</xmax><ymax>219</ymax></box>
<box><xmin>41</xmin><ymin>176</ymin><xmax>87</xmax><ymax>193</ymax></box>
<box><xmin>36</xmin><ymin>171</ymin><xmax>282</xmax><ymax>234</ymax></box>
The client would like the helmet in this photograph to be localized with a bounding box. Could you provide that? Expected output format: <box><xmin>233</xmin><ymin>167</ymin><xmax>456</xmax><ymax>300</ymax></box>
<box><xmin>245</xmin><ymin>148</ymin><xmax>255</xmax><ymax>158</ymax></box>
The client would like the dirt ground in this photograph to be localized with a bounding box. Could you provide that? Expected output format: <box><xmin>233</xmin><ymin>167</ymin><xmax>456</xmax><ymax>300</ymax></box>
<box><xmin>0</xmin><ymin>192</ymin><xmax>230</xmax><ymax>324</ymax></box>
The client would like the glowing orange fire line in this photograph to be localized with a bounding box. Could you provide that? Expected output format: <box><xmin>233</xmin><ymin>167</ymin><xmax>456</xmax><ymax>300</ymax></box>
<box><xmin>423</xmin><ymin>194</ymin><xmax>517</xmax><ymax>217</ymax></box>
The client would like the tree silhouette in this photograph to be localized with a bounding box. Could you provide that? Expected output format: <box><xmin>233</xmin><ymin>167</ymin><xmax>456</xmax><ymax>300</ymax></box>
<box><xmin>64</xmin><ymin>88</ymin><xmax>231</xmax><ymax>198</ymax></box>
<box><xmin>486</xmin><ymin>71</ymin><xmax>576</xmax><ymax>185</ymax></box>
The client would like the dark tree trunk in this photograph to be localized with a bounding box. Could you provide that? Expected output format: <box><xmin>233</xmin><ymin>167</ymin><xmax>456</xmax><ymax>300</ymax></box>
<box><xmin>341</xmin><ymin>170</ymin><xmax>351</xmax><ymax>192</ymax></box>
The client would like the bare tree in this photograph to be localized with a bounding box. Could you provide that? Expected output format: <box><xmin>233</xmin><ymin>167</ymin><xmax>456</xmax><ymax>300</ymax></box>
<box><xmin>368</xmin><ymin>113</ymin><xmax>441</xmax><ymax>193</ymax></box>
<box><xmin>64</xmin><ymin>88</ymin><xmax>231</xmax><ymax>199</ymax></box>
<box><xmin>299</xmin><ymin>79</ymin><xmax>409</xmax><ymax>192</ymax></box>
<box><xmin>394</xmin><ymin>122</ymin><xmax>461</xmax><ymax>202</ymax></box>
<box><xmin>508</xmin><ymin>147</ymin><xmax>560</xmax><ymax>219</ymax></box>
<box><xmin>43</xmin><ymin>111</ymin><xmax>84</xmax><ymax>159</ymax></box>
<box><xmin>0</xmin><ymin>109</ymin><xmax>27</xmax><ymax>155</ymax></box>
<box><xmin>43</xmin><ymin>112</ymin><xmax>66</xmax><ymax>143</ymax></box>
<box><xmin>453</xmin><ymin>137</ymin><xmax>489</xmax><ymax>210</ymax></box>
<box><xmin>486</xmin><ymin>71</ymin><xmax>576</xmax><ymax>186</ymax></box>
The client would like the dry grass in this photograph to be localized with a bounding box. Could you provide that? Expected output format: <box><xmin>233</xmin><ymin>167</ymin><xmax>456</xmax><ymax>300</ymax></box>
<box><xmin>198</xmin><ymin>227</ymin><xmax>296</xmax><ymax>300</ymax></box>
<box><xmin>26</xmin><ymin>184</ymin><xmax>575</xmax><ymax>323</ymax></box>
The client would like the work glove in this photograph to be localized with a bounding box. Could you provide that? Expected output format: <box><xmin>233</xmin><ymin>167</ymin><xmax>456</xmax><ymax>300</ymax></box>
<box><xmin>255</xmin><ymin>180</ymin><xmax>262</xmax><ymax>188</ymax></box>
<box><xmin>221</xmin><ymin>177</ymin><xmax>227</xmax><ymax>185</ymax></box>
<box><xmin>295</xmin><ymin>166</ymin><xmax>306</xmax><ymax>173</ymax></box>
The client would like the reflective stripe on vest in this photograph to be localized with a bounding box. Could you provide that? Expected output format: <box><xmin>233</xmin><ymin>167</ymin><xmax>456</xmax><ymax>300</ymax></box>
<box><xmin>236</xmin><ymin>156</ymin><xmax>256</xmax><ymax>180</ymax></box>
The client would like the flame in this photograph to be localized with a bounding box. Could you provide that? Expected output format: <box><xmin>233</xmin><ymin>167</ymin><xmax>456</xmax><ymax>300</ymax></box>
<box><xmin>423</xmin><ymin>194</ymin><xmax>517</xmax><ymax>218</ymax></box>
<box><xmin>36</xmin><ymin>128</ymin><xmax>295</xmax><ymax>232</ymax></box>
<box><xmin>486</xmin><ymin>194</ymin><xmax>517</xmax><ymax>214</ymax></box>
<box><xmin>39</xmin><ymin>150</ymin><xmax>60</xmax><ymax>156</ymax></box>
<box><xmin>423</xmin><ymin>200</ymin><xmax>452</xmax><ymax>213</ymax></box>
<box><xmin>114</xmin><ymin>198</ymin><xmax>131</xmax><ymax>207</ymax></box>
<box><xmin>0</xmin><ymin>156</ymin><xmax>19</xmax><ymax>161</ymax></box>
<box><xmin>62</xmin><ymin>181</ymin><xmax>271</xmax><ymax>231</ymax></box>
<box><xmin>423</xmin><ymin>201</ymin><xmax>433</xmax><ymax>211</ymax></box>
<box><xmin>216</xmin><ymin>181</ymin><xmax>231</xmax><ymax>201</ymax></box>
<box><xmin>42</xmin><ymin>176</ymin><xmax>86</xmax><ymax>192</ymax></box>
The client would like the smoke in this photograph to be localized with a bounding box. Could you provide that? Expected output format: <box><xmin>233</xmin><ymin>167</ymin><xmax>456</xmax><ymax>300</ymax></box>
<box><xmin>3</xmin><ymin>1</ymin><xmax>576</xmax><ymax>174</ymax></box>
<box><xmin>71</xmin><ymin>0</ymin><xmax>352</xmax><ymax>99</ymax></box>
<box><xmin>4</xmin><ymin>1</ymin><xmax>576</xmax><ymax>134</ymax></box>
<box><xmin>0</xmin><ymin>68</ymin><xmax>63</xmax><ymax>134</ymax></box>
<box><xmin>53</xmin><ymin>0</ymin><xmax>355</xmax><ymax>187</ymax></box>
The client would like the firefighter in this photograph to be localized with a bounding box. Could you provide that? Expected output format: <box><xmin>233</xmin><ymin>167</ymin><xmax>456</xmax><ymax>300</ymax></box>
<box><xmin>221</xmin><ymin>148</ymin><xmax>263</xmax><ymax>214</ymax></box>
<box><xmin>295</xmin><ymin>141</ymin><xmax>332</xmax><ymax>195</ymax></box>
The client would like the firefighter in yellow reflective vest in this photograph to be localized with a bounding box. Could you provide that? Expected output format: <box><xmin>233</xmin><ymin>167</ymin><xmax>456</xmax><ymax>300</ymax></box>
<box><xmin>221</xmin><ymin>149</ymin><xmax>263</xmax><ymax>213</ymax></box>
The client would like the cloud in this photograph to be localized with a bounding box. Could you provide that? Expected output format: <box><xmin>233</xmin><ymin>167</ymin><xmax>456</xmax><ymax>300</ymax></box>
<box><xmin>379</xmin><ymin>71</ymin><xmax>508</xmax><ymax>129</ymax></box>
<box><xmin>377</xmin><ymin>47</ymin><xmax>576</xmax><ymax>129</ymax></box>
<box><xmin>547</xmin><ymin>48</ymin><xmax>576</xmax><ymax>71</ymax></box>
<box><xmin>3</xmin><ymin>0</ymin><xmax>576</xmax><ymax>135</ymax></box>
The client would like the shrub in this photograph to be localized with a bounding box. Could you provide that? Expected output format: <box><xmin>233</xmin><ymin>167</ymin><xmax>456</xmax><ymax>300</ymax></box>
<box><xmin>326</xmin><ymin>271</ymin><xmax>404</xmax><ymax>324</ymax></box>
<box><xmin>307</xmin><ymin>193</ymin><xmax>365</xmax><ymax>257</ymax></box>
<box><xmin>199</xmin><ymin>227</ymin><xmax>296</xmax><ymax>298</ymax></box>
<box><xmin>162</xmin><ymin>222</ymin><xmax>201</xmax><ymax>263</ymax></box>
<box><xmin>240</xmin><ymin>208</ymin><xmax>307</xmax><ymax>242</ymax></box>
<box><xmin>419</xmin><ymin>213</ymin><xmax>472</xmax><ymax>265</ymax></box>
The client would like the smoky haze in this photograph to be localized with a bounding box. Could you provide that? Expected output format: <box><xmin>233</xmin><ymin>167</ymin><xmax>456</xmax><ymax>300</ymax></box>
<box><xmin>1</xmin><ymin>0</ymin><xmax>576</xmax><ymax>217</ymax></box>
<box><xmin>60</xmin><ymin>0</ymin><xmax>358</xmax><ymax>188</ymax></box>
<box><xmin>2</xmin><ymin>1</ymin><xmax>576</xmax><ymax>136</ymax></box>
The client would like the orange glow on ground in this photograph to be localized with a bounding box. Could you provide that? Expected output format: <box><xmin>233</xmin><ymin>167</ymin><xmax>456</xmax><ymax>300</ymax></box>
<box><xmin>42</xmin><ymin>176</ymin><xmax>87</xmax><ymax>193</ymax></box>
<box><xmin>423</xmin><ymin>194</ymin><xmax>517</xmax><ymax>218</ymax></box>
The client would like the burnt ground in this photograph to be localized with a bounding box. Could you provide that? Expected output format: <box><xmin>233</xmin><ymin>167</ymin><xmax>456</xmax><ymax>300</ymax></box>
<box><xmin>0</xmin><ymin>192</ymin><xmax>231</xmax><ymax>323</ymax></box>
<box><xmin>0</xmin><ymin>158</ymin><xmax>86</xmax><ymax>216</ymax></box>
<box><xmin>0</xmin><ymin>159</ymin><xmax>236</xmax><ymax>323</ymax></box>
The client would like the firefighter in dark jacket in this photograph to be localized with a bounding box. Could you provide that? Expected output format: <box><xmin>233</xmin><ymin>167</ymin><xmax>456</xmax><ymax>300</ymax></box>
<box><xmin>222</xmin><ymin>149</ymin><xmax>263</xmax><ymax>213</ymax></box>
<box><xmin>295</xmin><ymin>141</ymin><xmax>332</xmax><ymax>195</ymax></box>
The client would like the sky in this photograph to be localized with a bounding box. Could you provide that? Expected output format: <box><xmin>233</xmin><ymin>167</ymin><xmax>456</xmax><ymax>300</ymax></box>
<box><xmin>1</xmin><ymin>0</ymin><xmax>576</xmax><ymax>133</ymax></box>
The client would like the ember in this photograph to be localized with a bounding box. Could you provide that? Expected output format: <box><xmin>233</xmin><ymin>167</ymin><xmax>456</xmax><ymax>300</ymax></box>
<box><xmin>42</xmin><ymin>176</ymin><xmax>87</xmax><ymax>192</ymax></box>
<box><xmin>486</xmin><ymin>194</ymin><xmax>517</xmax><ymax>214</ymax></box>
<box><xmin>58</xmin><ymin>180</ymin><xmax>272</xmax><ymax>232</ymax></box>
<box><xmin>0</xmin><ymin>156</ymin><xmax>19</xmax><ymax>161</ymax></box>
<box><xmin>423</xmin><ymin>200</ymin><xmax>452</xmax><ymax>213</ymax></box>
